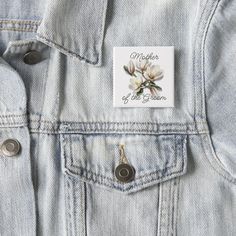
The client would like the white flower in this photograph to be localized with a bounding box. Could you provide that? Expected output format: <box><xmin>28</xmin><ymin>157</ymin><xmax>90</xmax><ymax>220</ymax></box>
<box><xmin>136</xmin><ymin>59</ymin><xmax>151</xmax><ymax>72</ymax></box>
<box><xmin>128</xmin><ymin>75</ymin><xmax>143</xmax><ymax>93</ymax></box>
<box><xmin>144</xmin><ymin>65</ymin><xmax>164</xmax><ymax>81</ymax></box>
<box><xmin>124</xmin><ymin>60</ymin><xmax>135</xmax><ymax>75</ymax></box>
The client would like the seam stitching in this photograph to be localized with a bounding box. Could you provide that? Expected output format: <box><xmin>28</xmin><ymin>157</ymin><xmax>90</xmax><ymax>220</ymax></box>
<box><xmin>201</xmin><ymin>0</ymin><xmax>222</xmax><ymax>119</ymax></box>
<box><xmin>158</xmin><ymin>183</ymin><xmax>163</xmax><ymax>236</ymax></box>
<box><xmin>0</xmin><ymin>28</ymin><xmax>37</xmax><ymax>32</ymax></box>
<box><xmin>36</xmin><ymin>33</ymin><xmax>99</xmax><ymax>65</ymax></box>
<box><xmin>0</xmin><ymin>19</ymin><xmax>41</xmax><ymax>24</ymax></box>
<box><xmin>201</xmin><ymin>134</ymin><xmax>236</xmax><ymax>184</ymax></box>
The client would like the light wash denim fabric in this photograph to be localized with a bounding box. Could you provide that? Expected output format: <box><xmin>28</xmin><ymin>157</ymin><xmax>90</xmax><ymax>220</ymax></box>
<box><xmin>0</xmin><ymin>0</ymin><xmax>236</xmax><ymax>235</ymax></box>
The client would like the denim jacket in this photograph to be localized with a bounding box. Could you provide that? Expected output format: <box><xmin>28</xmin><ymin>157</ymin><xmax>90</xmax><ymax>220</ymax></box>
<box><xmin>0</xmin><ymin>0</ymin><xmax>236</xmax><ymax>235</ymax></box>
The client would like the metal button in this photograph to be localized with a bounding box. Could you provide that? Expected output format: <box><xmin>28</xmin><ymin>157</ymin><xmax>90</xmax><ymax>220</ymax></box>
<box><xmin>23</xmin><ymin>50</ymin><xmax>42</xmax><ymax>65</ymax></box>
<box><xmin>115</xmin><ymin>163</ymin><xmax>135</xmax><ymax>183</ymax></box>
<box><xmin>1</xmin><ymin>139</ymin><xmax>21</xmax><ymax>157</ymax></box>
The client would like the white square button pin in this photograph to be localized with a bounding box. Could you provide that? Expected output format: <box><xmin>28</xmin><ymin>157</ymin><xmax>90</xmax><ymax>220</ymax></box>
<box><xmin>113</xmin><ymin>46</ymin><xmax>174</xmax><ymax>107</ymax></box>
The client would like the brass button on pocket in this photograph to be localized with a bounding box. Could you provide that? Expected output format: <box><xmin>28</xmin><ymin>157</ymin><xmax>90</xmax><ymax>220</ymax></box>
<box><xmin>1</xmin><ymin>139</ymin><xmax>21</xmax><ymax>157</ymax></box>
<box><xmin>115</xmin><ymin>163</ymin><xmax>135</xmax><ymax>183</ymax></box>
<box><xmin>23</xmin><ymin>50</ymin><xmax>42</xmax><ymax>65</ymax></box>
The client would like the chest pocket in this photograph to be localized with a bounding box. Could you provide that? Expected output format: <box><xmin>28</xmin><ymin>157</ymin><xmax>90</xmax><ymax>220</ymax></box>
<box><xmin>61</xmin><ymin>134</ymin><xmax>187</xmax><ymax>193</ymax></box>
<box><xmin>61</xmin><ymin>133</ymin><xmax>187</xmax><ymax>236</ymax></box>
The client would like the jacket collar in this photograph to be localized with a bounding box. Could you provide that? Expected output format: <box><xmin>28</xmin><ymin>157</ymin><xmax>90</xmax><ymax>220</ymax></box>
<box><xmin>36</xmin><ymin>0</ymin><xmax>108</xmax><ymax>66</ymax></box>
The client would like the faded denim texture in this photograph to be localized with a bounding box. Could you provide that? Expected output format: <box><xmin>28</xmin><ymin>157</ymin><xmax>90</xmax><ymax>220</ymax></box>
<box><xmin>0</xmin><ymin>0</ymin><xmax>236</xmax><ymax>235</ymax></box>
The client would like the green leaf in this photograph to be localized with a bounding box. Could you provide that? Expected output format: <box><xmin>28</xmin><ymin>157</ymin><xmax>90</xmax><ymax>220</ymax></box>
<box><xmin>136</xmin><ymin>88</ymin><xmax>143</xmax><ymax>95</ymax></box>
<box><xmin>152</xmin><ymin>84</ymin><xmax>162</xmax><ymax>91</ymax></box>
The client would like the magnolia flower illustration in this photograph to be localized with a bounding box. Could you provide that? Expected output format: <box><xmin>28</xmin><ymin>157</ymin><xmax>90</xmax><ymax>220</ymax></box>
<box><xmin>128</xmin><ymin>75</ymin><xmax>143</xmax><ymax>93</ymax></box>
<box><xmin>136</xmin><ymin>59</ymin><xmax>151</xmax><ymax>72</ymax></box>
<box><xmin>144</xmin><ymin>65</ymin><xmax>164</xmax><ymax>81</ymax></box>
<box><xmin>123</xmin><ymin>59</ymin><xmax>164</xmax><ymax>95</ymax></box>
<box><xmin>123</xmin><ymin>60</ymin><xmax>135</xmax><ymax>76</ymax></box>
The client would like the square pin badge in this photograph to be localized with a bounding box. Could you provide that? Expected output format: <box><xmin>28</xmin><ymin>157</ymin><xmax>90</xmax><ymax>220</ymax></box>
<box><xmin>113</xmin><ymin>46</ymin><xmax>174</xmax><ymax>107</ymax></box>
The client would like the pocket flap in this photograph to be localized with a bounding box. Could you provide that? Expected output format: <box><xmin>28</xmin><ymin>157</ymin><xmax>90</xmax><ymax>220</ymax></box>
<box><xmin>61</xmin><ymin>134</ymin><xmax>187</xmax><ymax>194</ymax></box>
